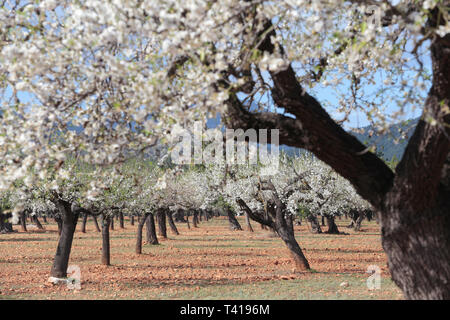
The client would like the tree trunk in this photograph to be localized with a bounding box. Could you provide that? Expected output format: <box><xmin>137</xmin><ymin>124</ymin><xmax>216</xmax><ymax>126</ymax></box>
<box><xmin>192</xmin><ymin>210</ymin><xmax>199</xmax><ymax>228</ymax></box>
<box><xmin>326</xmin><ymin>216</ymin><xmax>340</xmax><ymax>234</ymax></box>
<box><xmin>354</xmin><ymin>212</ymin><xmax>364</xmax><ymax>232</ymax></box>
<box><xmin>136</xmin><ymin>213</ymin><xmax>150</xmax><ymax>254</ymax></box>
<box><xmin>321</xmin><ymin>216</ymin><xmax>325</xmax><ymax>226</ymax></box>
<box><xmin>0</xmin><ymin>212</ymin><xmax>13</xmax><ymax>233</ymax></box>
<box><xmin>110</xmin><ymin>217</ymin><xmax>114</xmax><ymax>230</ymax></box>
<box><xmin>273</xmin><ymin>207</ymin><xmax>309</xmax><ymax>272</ymax></box>
<box><xmin>101</xmin><ymin>215</ymin><xmax>111</xmax><ymax>266</ymax></box>
<box><xmin>227</xmin><ymin>208</ymin><xmax>242</xmax><ymax>231</ymax></box>
<box><xmin>33</xmin><ymin>216</ymin><xmax>44</xmax><ymax>230</ymax></box>
<box><xmin>92</xmin><ymin>215</ymin><xmax>101</xmax><ymax>232</ymax></box>
<box><xmin>81</xmin><ymin>213</ymin><xmax>88</xmax><ymax>233</ymax></box>
<box><xmin>55</xmin><ymin>216</ymin><xmax>63</xmax><ymax>236</ymax></box>
<box><xmin>119</xmin><ymin>212</ymin><xmax>124</xmax><ymax>229</ymax></box>
<box><xmin>145</xmin><ymin>213</ymin><xmax>158</xmax><ymax>245</ymax></box>
<box><xmin>307</xmin><ymin>215</ymin><xmax>322</xmax><ymax>234</ymax></box>
<box><xmin>42</xmin><ymin>216</ymin><xmax>47</xmax><ymax>223</ymax></box>
<box><xmin>185</xmin><ymin>211</ymin><xmax>190</xmax><ymax>229</ymax></box>
<box><xmin>156</xmin><ymin>210</ymin><xmax>167</xmax><ymax>238</ymax></box>
<box><xmin>50</xmin><ymin>200</ymin><xmax>79</xmax><ymax>278</ymax></box>
<box><xmin>130</xmin><ymin>215</ymin><xmax>135</xmax><ymax>226</ymax></box>
<box><xmin>20</xmin><ymin>211</ymin><xmax>27</xmax><ymax>232</ymax></box>
<box><xmin>244</xmin><ymin>210</ymin><xmax>254</xmax><ymax>232</ymax></box>
<box><xmin>166</xmin><ymin>211</ymin><xmax>179</xmax><ymax>235</ymax></box>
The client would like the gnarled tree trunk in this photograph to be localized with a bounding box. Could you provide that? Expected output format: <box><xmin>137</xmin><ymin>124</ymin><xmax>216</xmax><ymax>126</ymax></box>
<box><xmin>307</xmin><ymin>215</ymin><xmax>322</xmax><ymax>234</ymax></box>
<box><xmin>325</xmin><ymin>216</ymin><xmax>340</xmax><ymax>234</ymax></box>
<box><xmin>101</xmin><ymin>215</ymin><xmax>111</xmax><ymax>266</ymax></box>
<box><xmin>92</xmin><ymin>215</ymin><xmax>101</xmax><ymax>232</ymax></box>
<box><xmin>226</xmin><ymin>208</ymin><xmax>242</xmax><ymax>231</ymax></box>
<box><xmin>20</xmin><ymin>211</ymin><xmax>27</xmax><ymax>232</ymax></box>
<box><xmin>50</xmin><ymin>200</ymin><xmax>79</xmax><ymax>278</ymax></box>
<box><xmin>156</xmin><ymin>210</ymin><xmax>167</xmax><ymax>238</ymax></box>
<box><xmin>119</xmin><ymin>212</ymin><xmax>124</xmax><ymax>229</ymax></box>
<box><xmin>166</xmin><ymin>211</ymin><xmax>179</xmax><ymax>235</ymax></box>
<box><xmin>81</xmin><ymin>213</ymin><xmax>88</xmax><ymax>233</ymax></box>
<box><xmin>244</xmin><ymin>210</ymin><xmax>254</xmax><ymax>232</ymax></box>
<box><xmin>145</xmin><ymin>213</ymin><xmax>158</xmax><ymax>245</ymax></box>
<box><xmin>136</xmin><ymin>213</ymin><xmax>150</xmax><ymax>254</ymax></box>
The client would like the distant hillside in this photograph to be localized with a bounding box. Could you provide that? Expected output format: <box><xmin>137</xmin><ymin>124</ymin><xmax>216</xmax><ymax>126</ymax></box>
<box><xmin>66</xmin><ymin>113</ymin><xmax>419</xmax><ymax>162</ymax></box>
<box><xmin>351</xmin><ymin>118</ymin><xmax>419</xmax><ymax>162</ymax></box>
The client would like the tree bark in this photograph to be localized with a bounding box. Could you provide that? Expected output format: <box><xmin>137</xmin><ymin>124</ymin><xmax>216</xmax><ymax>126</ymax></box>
<box><xmin>33</xmin><ymin>216</ymin><xmax>44</xmax><ymax>230</ymax></box>
<box><xmin>354</xmin><ymin>212</ymin><xmax>364</xmax><ymax>232</ymax></box>
<box><xmin>50</xmin><ymin>200</ymin><xmax>79</xmax><ymax>278</ymax></box>
<box><xmin>307</xmin><ymin>215</ymin><xmax>322</xmax><ymax>234</ymax></box>
<box><xmin>136</xmin><ymin>213</ymin><xmax>150</xmax><ymax>254</ymax></box>
<box><xmin>192</xmin><ymin>210</ymin><xmax>199</xmax><ymax>228</ymax></box>
<box><xmin>185</xmin><ymin>211</ymin><xmax>190</xmax><ymax>229</ymax></box>
<box><xmin>325</xmin><ymin>216</ymin><xmax>340</xmax><ymax>234</ymax></box>
<box><xmin>92</xmin><ymin>215</ymin><xmax>101</xmax><ymax>232</ymax></box>
<box><xmin>226</xmin><ymin>208</ymin><xmax>242</xmax><ymax>231</ymax></box>
<box><xmin>101</xmin><ymin>215</ymin><xmax>111</xmax><ymax>266</ymax></box>
<box><xmin>244</xmin><ymin>210</ymin><xmax>254</xmax><ymax>232</ymax></box>
<box><xmin>166</xmin><ymin>211</ymin><xmax>179</xmax><ymax>235</ymax></box>
<box><xmin>55</xmin><ymin>216</ymin><xmax>62</xmax><ymax>236</ymax></box>
<box><xmin>110</xmin><ymin>217</ymin><xmax>114</xmax><ymax>230</ymax></box>
<box><xmin>130</xmin><ymin>215</ymin><xmax>135</xmax><ymax>226</ymax></box>
<box><xmin>20</xmin><ymin>211</ymin><xmax>27</xmax><ymax>232</ymax></box>
<box><xmin>81</xmin><ymin>213</ymin><xmax>88</xmax><ymax>233</ymax></box>
<box><xmin>145</xmin><ymin>213</ymin><xmax>159</xmax><ymax>245</ymax></box>
<box><xmin>156</xmin><ymin>210</ymin><xmax>167</xmax><ymax>238</ymax></box>
<box><xmin>119</xmin><ymin>212</ymin><xmax>124</xmax><ymax>229</ymax></box>
<box><xmin>0</xmin><ymin>212</ymin><xmax>13</xmax><ymax>233</ymax></box>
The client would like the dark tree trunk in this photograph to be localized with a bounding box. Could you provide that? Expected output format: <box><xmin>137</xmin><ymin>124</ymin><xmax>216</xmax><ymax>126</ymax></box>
<box><xmin>81</xmin><ymin>213</ymin><xmax>88</xmax><ymax>233</ymax></box>
<box><xmin>110</xmin><ymin>217</ymin><xmax>114</xmax><ymax>230</ymax></box>
<box><xmin>145</xmin><ymin>213</ymin><xmax>159</xmax><ymax>245</ymax></box>
<box><xmin>119</xmin><ymin>212</ymin><xmax>124</xmax><ymax>229</ymax></box>
<box><xmin>227</xmin><ymin>208</ymin><xmax>242</xmax><ymax>231</ymax></box>
<box><xmin>156</xmin><ymin>210</ymin><xmax>167</xmax><ymax>238</ymax></box>
<box><xmin>275</xmin><ymin>215</ymin><xmax>310</xmax><ymax>272</ymax></box>
<box><xmin>307</xmin><ymin>215</ymin><xmax>322</xmax><ymax>234</ymax></box>
<box><xmin>20</xmin><ymin>211</ymin><xmax>27</xmax><ymax>232</ymax></box>
<box><xmin>92</xmin><ymin>215</ymin><xmax>101</xmax><ymax>232</ymax></box>
<box><xmin>244</xmin><ymin>210</ymin><xmax>254</xmax><ymax>232</ymax></box>
<box><xmin>130</xmin><ymin>215</ymin><xmax>135</xmax><ymax>226</ymax></box>
<box><xmin>50</xmin><ymin>200</ymin><xmax>79</xmax><ymax>278</ymax></box>
<box><xmin>0</xmin><ymin>212</ymin><xmax>13</xmax><ymax>233</ymax></box>
<box><xmin>325</xmin><ymin>216</ymin><xmax>340</xmax><ymax>234</ymax></box>
<box><xmin>287</xmin><ymin>215</ymin><xmax>295</xmax><ymax>235</ymax></box>
<box><xmin>101</xmin><ymin>215</ymin><xmax>111</xmax><ymax>266</ymax></box>
<box><xmin>166</xmin><ymin>211</ymin><xmax>179</xmax><ymax>235</ymax></box>
<box><xmin>33</xmin><ymin>216</ymin><xmax>44</xmax><ymax>230</ymax></box>
<box><xmin>347</xmin><ymin>209</ymin><xmax>358</xmax><ymax>229</ymax></box>
<box><xmin>136</xmin><ymin>213</ymin><xmax>150</xmax><ymax>254</ymax></box>
<box><xmin>354</xmin><ymin>212</ymin><xmax>364</xmax><ymax>232</ymax></box>
<box><xmin>55</xmin><ymin>216</ymin><xmax>63</xmax><ymax>236</ymax></box>
<box><xmin>321</xmin><ymin>216</ymin><xmax>325</xmax><ymax>226</ymax></box>
<box><xmin>185</xmin><ymin>211</ymin><xmax>191</xmax><ymax>229</ymax></box>
<box><xmin>192</xmin><ymin>210</ymin><xmax>199</xmax><ymax>228</ymax></box>
<box><xmin>42</xmin><ymin>216</ymin><xmax>47</xmax><ymax>223</ymax></box>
